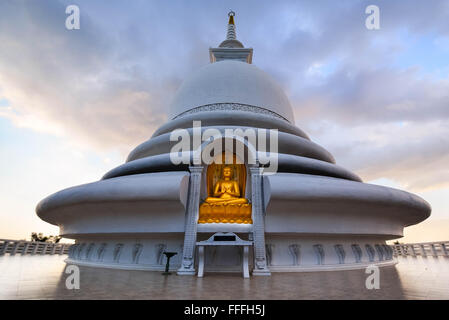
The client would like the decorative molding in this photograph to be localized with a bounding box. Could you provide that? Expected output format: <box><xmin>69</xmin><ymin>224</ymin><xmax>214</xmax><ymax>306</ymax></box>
<box><xmin>77</xmin><ymin>243</ymin><xmax>86</xmax><ymax>259</ymax></box>
<box><xmin>97</xmin><ymin>243</ymin><xmax>107</xmax><ymax>262</ymax></box>
<box><xmin>113</xmin><ymin>243</ymin><xmax>123</xmax><ymax>263</ymax></box>
<box><xmin>288</xmin><ymin>244</ymin><xmax>300</xmax><ymax>266</ymax></box>
<box><xmin>132</xmin><ymin>244</ymin><xmax>143</xmax><ymax>264</ymax></box>
<box><xmin>351</xmin><ymin>244</ymin><xmax>363</xmax><ymax>263</ymax></box>
<box><xmin>382</xmin><ymin>244</ymin><xmax>393</xmax><ymax>260</ymax></box>
<box><xmin>334</xmin><ymin>244</ymin><xmax>346</xmax><ymax>264</ymax></box>
<box><xmin>375</xmin><ymin>244</ymin><xmax>384</xmax><ymax>261</ymax></box>
<box><xmin>172</xmin><ymin>103</ymin><xmax>290</xmax><ymax>123</ymax></box>
<box><xmin>265</xmin><ymin>244</ymin><xmax>274</xmax><ymax>266</ymax></box>
<box><xmin>365</xmin><ymin>244</ymin><xmax>375</xmax><ymax>262</ymax></box>
<box><xmin>63</xmin><ymin>239</ymin><xmax>400</xmax><ymax>271</ymax></box>
<box><xmin>155</xmin><ymin>243</ymin><xmax>166</xmax><ymax>265</ymax></box>
<box><xmin>313</xmin><ymin>244</ymin><xmax>325</xmax><ymax>265</ymax></box>
<box><xmin>85</xmin><ymin>243</ymin><xmax>95</xmax><ymax>260</ymax></box>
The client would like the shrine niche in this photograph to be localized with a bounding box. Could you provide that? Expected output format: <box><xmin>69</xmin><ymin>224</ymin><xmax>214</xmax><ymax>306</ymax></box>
<box><xmin>198</xmin><ymin>152</ymin><xmax>252</xmax><ymax>224</ymax></box>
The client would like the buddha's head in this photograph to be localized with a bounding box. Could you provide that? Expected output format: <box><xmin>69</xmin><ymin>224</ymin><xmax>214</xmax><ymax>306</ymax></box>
<box><xmin>222</xmin><ymin>166</ymin><xmax>233</xmax><ymax>179</ymax></box>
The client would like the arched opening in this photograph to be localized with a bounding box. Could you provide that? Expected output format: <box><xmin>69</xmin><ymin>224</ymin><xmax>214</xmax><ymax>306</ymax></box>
<box><xmin>198</xmin><ymin>152</ymin><xmax>252</xmax><ymax>224</ymax></box>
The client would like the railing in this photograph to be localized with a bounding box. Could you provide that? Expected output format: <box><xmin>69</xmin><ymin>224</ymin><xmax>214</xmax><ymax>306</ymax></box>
<box><xmin>392</xmin><ymin>241</ymin><xmax>449</xmax><ymax>257</ymax></box>
<box><xmin>0</xmin><ymin>238</ymin><xmax>71</xmax><ymax>256</ymax></box>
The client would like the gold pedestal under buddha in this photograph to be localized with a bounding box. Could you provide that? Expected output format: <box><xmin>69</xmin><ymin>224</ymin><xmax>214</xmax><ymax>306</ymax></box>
<box><xmin>198</xmin><ymin>203</ymin><xmax>252</xmax><ymax>224</ymax></box>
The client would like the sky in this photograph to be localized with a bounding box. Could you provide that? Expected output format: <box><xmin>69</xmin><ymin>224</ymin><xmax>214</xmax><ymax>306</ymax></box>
<box><xmin>0</xmin><ymin>0</ymin><xmax>448</xmax><ymax>242</ymax></box>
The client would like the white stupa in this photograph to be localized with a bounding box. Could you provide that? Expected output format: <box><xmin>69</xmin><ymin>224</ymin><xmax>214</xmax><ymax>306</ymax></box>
<box><xmin>36</xmin><ymin>12</ymin><xmax>430</xmax><ymax>275</ymax></box>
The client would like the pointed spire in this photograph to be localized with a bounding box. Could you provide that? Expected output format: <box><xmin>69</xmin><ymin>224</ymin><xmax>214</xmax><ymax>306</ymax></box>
<box><xmin>209</xmin><ymin>11</ymin><xmax>253</xmax><ymax>64</ymax></box>
<box><xmin>228</xmin><ymin>11</ymin><xmax>235</xmax><ymax>25</ymax></box>
<box><xmin>219</xmin><ymin>11</ymin><xmax>243</xmax><ymax>48</ymax></box>
<box><xmin>226</xmin><ymin>11</ymin><xmax>236</xmax><ymax>40</ymax></box>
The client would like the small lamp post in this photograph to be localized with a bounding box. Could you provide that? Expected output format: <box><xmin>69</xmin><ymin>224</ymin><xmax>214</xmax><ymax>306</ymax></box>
<box><xmin>162</xmin><ymin>251</ymin><xmax>177</xmax><ymax>275</ymax></box>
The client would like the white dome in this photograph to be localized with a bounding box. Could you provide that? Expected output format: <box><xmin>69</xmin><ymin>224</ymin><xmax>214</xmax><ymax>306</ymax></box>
<box><xmin>169</xmin><ymin>60</ymin><xmax>295</xmax><ymax>123</ymax></box>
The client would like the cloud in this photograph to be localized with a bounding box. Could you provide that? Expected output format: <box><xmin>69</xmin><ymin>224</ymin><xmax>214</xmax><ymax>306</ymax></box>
<box><xmin>289</xmin><ymin>54</ymin><xmax>449</xmax><ymax>192</ymax></box>
<box><xmin>293</xmin><ymin>67</ymin><xmax>449</xmax><ymax>125</ymax></box>
<box><xmin>0</xmin><ymin>0</ymin><xmax>180</xmax><ymax>154</ymax></box>
<box><xmin>306</xmin><ymin>120</ymin><xmax>449</xmax><ymax>191</ymax></box>
<box><xmin>0</xmin><ymin>0</ymin><xmax>448</xmax><ymax>192</ymax></box>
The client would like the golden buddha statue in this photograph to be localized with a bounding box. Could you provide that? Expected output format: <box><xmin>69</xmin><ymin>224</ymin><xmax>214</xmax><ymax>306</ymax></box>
<box><xmin>198</xmin><ymin>165</ymin><xmax>252</xmax><ymax>224</ymax></box>
<box><xmin>204</xmin><ymin>166</ymin><xmax>248</xmax><ymax>205</ymax></box>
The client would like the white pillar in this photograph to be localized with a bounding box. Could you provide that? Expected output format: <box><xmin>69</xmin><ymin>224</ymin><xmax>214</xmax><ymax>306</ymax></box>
<box><xmin>178</xmin><ymin>166</ymin><xmax>203</xmax><ymax>275</ymax></box>
<box><xmin>197</xmin><ymin>246</ymin><xmax>205</xmax><ymax>278</ymax></box>
<box><xmin>250</xmin><ymin>166</ymin><xmax>270</xmax><ymax>276</ymax></box>
<box><xmin>243</xmin><ymin>246</ymin><xmax>249</xmax><ymax>278</ymax></box>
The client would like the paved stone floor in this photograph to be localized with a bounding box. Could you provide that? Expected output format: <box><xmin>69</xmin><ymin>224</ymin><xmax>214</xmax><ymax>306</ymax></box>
<box><xmin>0</xmin><ymin>255</ymin><xmax>448</xmax><ymax>299</ymax></box>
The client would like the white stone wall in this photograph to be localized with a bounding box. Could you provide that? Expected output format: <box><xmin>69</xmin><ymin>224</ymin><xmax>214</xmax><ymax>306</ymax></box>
<box><xmin>66</xmin><ymin>235</ymin><xmax>395</xmax><ymax>272</ymax></box>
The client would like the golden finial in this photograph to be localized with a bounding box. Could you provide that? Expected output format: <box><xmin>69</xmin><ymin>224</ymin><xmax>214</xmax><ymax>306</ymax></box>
<box><xmin>228</xmin><ymin>10</ymin><xmax>235</xmax><ymax>25</ymax></box>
